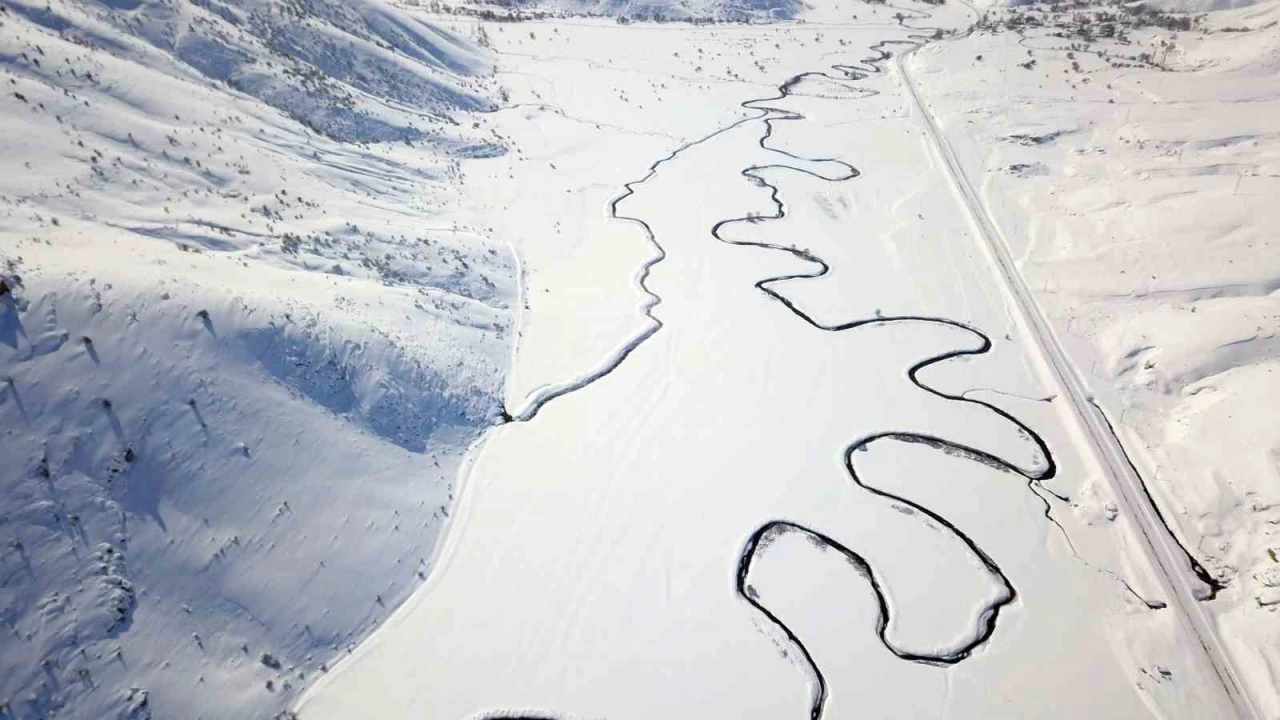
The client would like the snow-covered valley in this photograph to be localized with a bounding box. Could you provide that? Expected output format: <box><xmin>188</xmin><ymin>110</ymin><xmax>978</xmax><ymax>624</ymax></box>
<box><xmin>2</xmin><ymin>0</ymin><xmax>1277</xmax><ymax>718</ymax></box>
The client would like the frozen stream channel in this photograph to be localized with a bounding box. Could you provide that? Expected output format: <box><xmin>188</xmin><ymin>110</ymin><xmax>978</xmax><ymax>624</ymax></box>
<box><xmin>298</xmin><ymin>15</ymin><xmax>1245</xmax><ymax>720</ymax></box>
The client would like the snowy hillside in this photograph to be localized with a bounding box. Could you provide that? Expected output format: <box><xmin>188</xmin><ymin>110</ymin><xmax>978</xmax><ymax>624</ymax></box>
<box><xmin>3</xmin><ymin>0</ymin><xmax>500</xmax><ymax>145</ymax></box>
<box><xmin>415</xmin><ymin>0</ymin><xmax>809</xmax><ymax>23</ymax></box>
<box><xmin>0</xmin><ymin>0</ymin><xmax>514</xmax><ymax>718</ymax></box>
<box><xmin>541</xmin><ymin>0</ymin><xmax>807</xmax><ymax>21</ymax></box>
<box><xmin>296</xmin><ymin>0</ymin><xmax>1275</xmax><ymax>718</ymax></box>
<box><xmin>908</xmin><ymin>0</ymin><xmax>1280</xmax><ymax>713</ymax></box>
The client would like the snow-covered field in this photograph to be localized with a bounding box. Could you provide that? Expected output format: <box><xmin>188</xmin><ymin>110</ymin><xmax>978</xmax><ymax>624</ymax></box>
<box><xmin>3</xmin><ymin>0</ymin><xmax>1277</xmax><ymax>718</ymax></box>
<box><xmin>297</xmin><ymin>2</ymin><xmax>1272</xmax><ymax>718</ymax></box>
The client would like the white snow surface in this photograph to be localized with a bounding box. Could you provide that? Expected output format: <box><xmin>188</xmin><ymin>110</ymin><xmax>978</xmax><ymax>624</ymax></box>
<box><xmin>0</xmin><ymin>0</ymin><xmax>514</xmax><ymax>718</ymax></box>
<box><xmin>297</xmin><ymin>2</ymin><xmax>1274</xmax><ymax>719</ymax></box>
<box><xmin>2</xmin><ymin>0</ymin><xmax>499</xmax><ymax>144</ymax></box>
<box><xmin>3</xmin><ymin>0</ymin><xmax>1278</xmax><ymax>717</ymax></box>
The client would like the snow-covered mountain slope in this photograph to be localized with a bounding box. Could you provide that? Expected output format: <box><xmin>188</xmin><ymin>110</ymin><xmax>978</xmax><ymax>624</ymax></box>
<box><xmin>420</xmin><ymin>0</ymin><xmax>809</xmax><ymax>23</ymax></box>
<box><xmin>5</xmin><ymin>0</ymin><xmax>1278</xmax><ymax>716</ymax></box>
<box><xmin>2</xmin><ymin>0</ymin><xmax>500</xmax><ymax>145</ymax></box>
<box><xmin>0</xmin><ymin>1</ymin><xmax>515</xmax><ymax>718</ymax></box>
<box><xmin>908</xmin><ymin>0</ymin><xmax>1280</xmax><ymax>713</ymax></box>
<box><xmin>0</xmin><ymin>270</ymin><xmax>508</xmax><ymax>720</ymax></box>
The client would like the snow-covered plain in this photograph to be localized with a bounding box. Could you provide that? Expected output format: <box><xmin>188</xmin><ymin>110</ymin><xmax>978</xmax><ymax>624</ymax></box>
<box><xmin>295</xmin><ymin>2</ymin><xmax>1272</xmax><ymax>718</ymax></box>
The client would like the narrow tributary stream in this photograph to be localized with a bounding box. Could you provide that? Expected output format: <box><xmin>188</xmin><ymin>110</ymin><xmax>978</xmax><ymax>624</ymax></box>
<box><xmin>298</xmin><ymin>13</ymin><xmax>1225</xmax><ymax>720</ymax></box>
<box><xmin>492</xmin><ymin>18</ymin><xmax>1068</xmax><ymax>720</ymax></box>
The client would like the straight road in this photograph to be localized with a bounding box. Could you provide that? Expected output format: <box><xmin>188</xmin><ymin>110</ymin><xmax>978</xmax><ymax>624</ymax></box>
<box><xmin>894</xmin><ymin>37</ymin><xmax>1261</xmax><ymax>720</ymax></box>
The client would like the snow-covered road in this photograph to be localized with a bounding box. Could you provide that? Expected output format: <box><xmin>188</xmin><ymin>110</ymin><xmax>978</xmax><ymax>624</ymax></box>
<box><xmin>295</xmin><ymin>11</ymin><xmax>1247</xmax><ymax>719</ymax></box>
<box><xmin>3</xmin><ymin>0</ymin><xmax>1274</xmax><ymax>715</ymax></box>
<box><xmin>895</xmin><ymin>31</ymin><xmax>1258</xmax><ymax>720</ymax></box>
